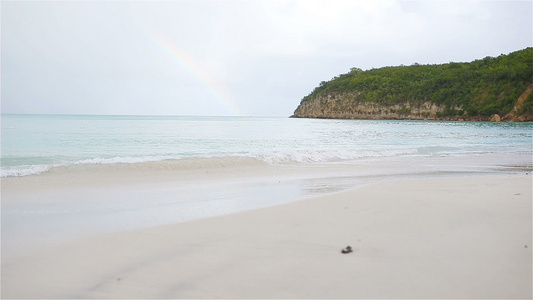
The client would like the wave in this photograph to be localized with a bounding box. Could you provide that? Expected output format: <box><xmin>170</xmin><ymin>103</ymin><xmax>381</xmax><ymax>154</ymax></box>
<box><xmin>72</xmin><ymin>155</ymin><xmax>180</xmax><ymax>166</ymax></box>
<box><xmin>1</xmin><ymin>148</ymin><xmax>425</xmax><ymax>178</ymax></box>
<box><xmin>1</xmin><ymin>164</ymin><xmax>55</xmax><ymax>178</ymax></box>
<box><xmin>250</xmin><ymin>148</ymin><xmax>418</xmax><ymax>164</ymax></box>
<box><xmin>5</xmin><ymin>144</ymin><xmax>526</xmax><ymax>178</ymax></box>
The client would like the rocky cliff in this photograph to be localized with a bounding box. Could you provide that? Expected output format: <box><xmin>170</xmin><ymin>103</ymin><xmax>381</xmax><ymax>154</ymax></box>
<box><xmin>502</xmin><ymin>83</ymin><xmax>533</xmax><ymax>122</ymax></box>
<box><xmin>292</xmin><ymin>92</ymin><xmax>466</xmax><ymax>121</ymax></box>
<box><xmin>291</xmin><ymin>48</ymin><xmax>533</xmax><ymax>122</ymax></box>
<box><xmin>292</xmin><ymin>85</ymin><xmax>533</xmax><ymax>122</ymax></box>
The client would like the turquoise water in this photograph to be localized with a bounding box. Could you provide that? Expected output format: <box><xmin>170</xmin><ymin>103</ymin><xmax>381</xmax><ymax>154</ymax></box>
<box><xmin>1</xmin><ymin>114</ymin><xmax>532</xmax><ymax>177</ymax></box>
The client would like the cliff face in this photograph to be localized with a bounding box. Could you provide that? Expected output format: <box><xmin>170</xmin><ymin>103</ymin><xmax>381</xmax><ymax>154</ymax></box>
<box><xmin>503</xmin><ymin>83</ymin><xmax>533</xmax><ymax>122</ymax></box>
<box><xmin>292</xmin><ymin>92</ymin><xmax>470</xmax><ymax>121</ymax></box>
<box><xmin>291</xmin><ymin>88</ymin><xmax>533</xmax><ymax>122</ymax></box>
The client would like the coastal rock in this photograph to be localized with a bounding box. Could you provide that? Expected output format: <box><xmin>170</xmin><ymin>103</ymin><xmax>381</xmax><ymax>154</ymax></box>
<box><xmin>490</xmin><ymin>114</ymin><xmax>501</xmax><ymax>122</ymax></box>
<box><xmin>291</xmin><ymin>92</ymin><xmax>467</xmax><ymax>121</ymax></box>
<box><xmin>292</xmin><ymin>89</ymin><xmax>533</xmax><ymax>122</ymax></box>
<box><xmin>503</xmin><ymin>83</ymin><xmax>533</xmax><ymax>122</ymax></box>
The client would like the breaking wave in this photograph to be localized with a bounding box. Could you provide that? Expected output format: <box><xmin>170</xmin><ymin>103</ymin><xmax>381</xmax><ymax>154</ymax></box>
<box><xmin>1</xmin><ymin>148</ymin><xmax>420</xmax><ymax>178</ymax></box>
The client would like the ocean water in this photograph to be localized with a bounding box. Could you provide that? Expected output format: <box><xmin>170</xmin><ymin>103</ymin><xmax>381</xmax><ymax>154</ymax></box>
<box><xmin>1</xmin><ymin>114</ymin><xmax>532</xmax><ymax>177</ymax></box>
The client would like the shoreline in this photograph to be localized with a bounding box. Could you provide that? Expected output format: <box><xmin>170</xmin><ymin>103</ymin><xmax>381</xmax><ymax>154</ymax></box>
<box><xmin>2</xmin><ymin>153</ymin><xmax>531</xmax><ymax>252</ymax></box>
<box><xmin>289</xmin><ymin>113</ymin><xmax>533</xmax><ymax>122</ymax></box>
<box><xmin>2</xmin><ymin>173</ymin><xmax>532</xmax><ymax>298</ymax></box>
<box><xmin>3</xmin><ymin>151</ymin><xmax>531</xmax><ymax>188</ymax></box>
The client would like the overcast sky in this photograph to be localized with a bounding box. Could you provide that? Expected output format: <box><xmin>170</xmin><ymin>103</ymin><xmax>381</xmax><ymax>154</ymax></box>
<box><xmin>2</xmin><ymin>0</ymin><xmax>532</xmax><ymax>116</ymax></box>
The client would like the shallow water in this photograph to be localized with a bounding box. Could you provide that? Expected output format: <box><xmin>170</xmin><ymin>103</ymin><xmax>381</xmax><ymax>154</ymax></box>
<box><xmin>2</xmin><ymin>114</ymin><xmax>532</xmax><ymax>177</ymax></box>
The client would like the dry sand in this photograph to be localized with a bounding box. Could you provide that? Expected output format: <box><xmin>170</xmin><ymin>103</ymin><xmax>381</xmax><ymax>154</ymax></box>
<box><xmin>2</xmin><ymin>175</ymin><xmax>532</xmax><ymax>299</ymax></box>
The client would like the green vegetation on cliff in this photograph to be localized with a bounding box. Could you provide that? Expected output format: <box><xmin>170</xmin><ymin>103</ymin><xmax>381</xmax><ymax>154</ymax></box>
<box><xmin>298</xmin><ymin>48</ymin><xmax>533</xmax><ymax>119</ymax></box>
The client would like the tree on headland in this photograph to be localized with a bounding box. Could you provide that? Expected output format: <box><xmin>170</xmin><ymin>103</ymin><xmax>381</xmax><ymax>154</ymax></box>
<box><xmin>296</xmin><ymin>48</ymin><xmax>533</xmax><ymax>121</ymax></box>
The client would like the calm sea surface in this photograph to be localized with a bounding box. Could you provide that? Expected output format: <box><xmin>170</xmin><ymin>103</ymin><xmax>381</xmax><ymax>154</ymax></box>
<box><xmin>1</xmin><ymin>114</ymin><xmax>532</xmax><ymax>177</ymax></box>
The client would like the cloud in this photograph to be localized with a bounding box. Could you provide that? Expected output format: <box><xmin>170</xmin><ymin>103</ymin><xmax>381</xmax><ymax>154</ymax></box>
<box><xmin>2</xmin><ymin>0</ymin><xmax>531</xmax><ymax>116</ymax></box>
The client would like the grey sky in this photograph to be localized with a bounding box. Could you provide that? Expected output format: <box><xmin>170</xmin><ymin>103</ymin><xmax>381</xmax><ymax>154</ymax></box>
<box><xmin>2</xmin><ymin>0</ymin><xmax>531</xmax><ymax>116</ymax></box>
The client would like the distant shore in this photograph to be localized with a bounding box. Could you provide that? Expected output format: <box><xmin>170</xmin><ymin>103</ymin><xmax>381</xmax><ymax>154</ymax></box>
<box><xmin>290</xmin><ymin>111</ymin><xmax>531</xmax><ymax>122</ymax></box>
<box><xmin>291</xmin><ymin>48</ymin><xmax>533</xmax><ymax>122</ymax></box>
<box><xmin>2</xmin><ymin>174</ymin><xmax>531</xmax><ymax>298</ymax></box>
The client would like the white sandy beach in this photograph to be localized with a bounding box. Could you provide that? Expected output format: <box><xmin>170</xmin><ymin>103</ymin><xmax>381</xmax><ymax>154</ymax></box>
<box><xmin>2</xmin><ymin>172</ymin><xmax>531</xmax><ymax>299</ymax></box>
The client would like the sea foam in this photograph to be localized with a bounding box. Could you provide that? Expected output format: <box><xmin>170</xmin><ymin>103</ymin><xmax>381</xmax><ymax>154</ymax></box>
<box><xmin>1</xmin><ymin>149</ymin><xmax>417</xmax><ymax>177</ymax></box>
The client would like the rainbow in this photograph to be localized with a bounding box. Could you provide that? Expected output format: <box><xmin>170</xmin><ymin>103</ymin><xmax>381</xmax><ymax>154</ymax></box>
<box><xmin>150</xmin><ymin>33</ymin><xmax>242</xmax><ymax>116</ymax></box>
